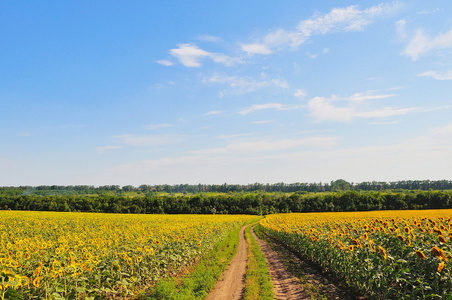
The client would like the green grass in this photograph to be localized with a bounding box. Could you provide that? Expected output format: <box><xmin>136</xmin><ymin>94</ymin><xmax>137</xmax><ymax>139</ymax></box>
<box><xmin>144</xmin><ymin>217</ymin><xmax>261</xmax><ymax>300</ymax></box>
<box><xmin>243</xmin><ymin>225</ymin><xmax>274</xmax><ymax>300</ymax></box>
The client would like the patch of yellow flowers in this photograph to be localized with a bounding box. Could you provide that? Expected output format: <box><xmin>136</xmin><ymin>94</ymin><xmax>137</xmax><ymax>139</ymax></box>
<box><xmin>260</xmin><ymin>210</ymin><xmax>452</xmax><ymax>298</ymax></box>
<box><xmin>0</xmin><ymin>211</ymin><xmax>256</xmax><ymax>299</ymax></box>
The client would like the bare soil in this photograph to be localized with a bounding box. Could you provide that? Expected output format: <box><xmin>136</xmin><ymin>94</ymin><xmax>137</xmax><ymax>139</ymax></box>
<box><xmin>205</xmin><ymin>224</ymin><xmax>249</xmax><ymax>300</ymax></box>
<box><xmin>252</xmin><ymin>227</ymin><xmax>354</xmax><ymax>300</ymax></box>
<box><xmin>206</xmin><ymin>223</ymin><xmax>356</xmax><ymax>300</ymax></box>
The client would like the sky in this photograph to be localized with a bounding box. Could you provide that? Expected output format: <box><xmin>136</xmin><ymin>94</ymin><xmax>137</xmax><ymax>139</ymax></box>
<box><xmin>1</xmin><ymin>1</ymin><xmax>452</xmax><ymax>186</ymax></box>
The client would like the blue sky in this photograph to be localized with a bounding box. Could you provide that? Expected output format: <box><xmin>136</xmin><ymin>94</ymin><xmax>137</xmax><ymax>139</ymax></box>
<box><xmin>1</xmin><ymin>1</ymin><xmax>452</xmax><ymax>186</ymax></box>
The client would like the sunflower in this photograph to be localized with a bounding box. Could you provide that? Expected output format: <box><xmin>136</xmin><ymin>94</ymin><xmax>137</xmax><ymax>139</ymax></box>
<box><xmin>415</xmin><ymin>250</ymin><xmax>427</xmax><ymax>260</ymax></box>
<box><xmin>438</xmin><ymin>261</ymin><xmax>445</xmax><ymax>272</ymax></box>
<box><xmin>431</xmin><ymin>246</ymin><xmax>449</xmax><ymax>261</ymax></box>
<box><xmin>379</xmin><ymin>246</ymin><xmax>387</xmax><ymax>259</ymax></box>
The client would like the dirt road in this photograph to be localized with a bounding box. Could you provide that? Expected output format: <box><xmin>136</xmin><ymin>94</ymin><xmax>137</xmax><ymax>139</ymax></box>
<box><xmin>251</xmin><ymin>226</ymin><xmax>306</xmax><ymax>300</ymax></box>
<box><xmin>205</xmin><ymin>224</ymin><xmax>248</xmax><ymax>300</ymax></box>
<box><xmin>206</xmin><ymin>223</ymin><xmax>349</xmax><ymax>300</ymax></box>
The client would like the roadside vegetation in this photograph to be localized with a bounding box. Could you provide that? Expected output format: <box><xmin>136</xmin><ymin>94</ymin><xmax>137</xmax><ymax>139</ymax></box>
<box><xmin>243</xmin><ymin>225</ymin><xmax>274</xmax><ymax>300</ymax></box>
<box><xmin>147</xmin><ymin>218</ymin><xmax>260</xmax><ymax>299</ymax></box>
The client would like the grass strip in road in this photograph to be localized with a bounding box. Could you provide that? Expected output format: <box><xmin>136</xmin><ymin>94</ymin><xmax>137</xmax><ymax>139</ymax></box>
<box><xmin>145</xmin><ymin>218</ymin><xmax>261</xmax><ymax>300</ymax></box>
<box><xmin>243</xmin><ymin>225</ymin><xmax>274</xmax><ymax>300</ymax></box>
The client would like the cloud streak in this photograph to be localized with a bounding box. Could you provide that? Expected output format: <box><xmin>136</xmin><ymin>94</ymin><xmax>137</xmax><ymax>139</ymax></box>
<box><xmin>239</xmin><ymin>103</ymin><xmax>303</xmax><ymax>115</ymax></box>
<box><xmin>418</xmin><ymin>70</ymin><xmax>452</xmax><ymax>80</ymax></box>
<box><xmin>402</xmin><ymin>28</ymin><xmax>452</xmax><ymax>60</ymax></box>
<box><xmin>169</xmin><ymin>44</ymin><xmax>241</xmax><ymax>67</ymax></box>
<box><xmin>307</xmin><ymin>91</ymin><xmax>418</xmax><ymax>122</ymax></box>
<box><xmin>203</xmin><ymin>73</ymin><xmax>288</xmax><ymax>95</ymax></box>
<box><xmin>241</xmin><ymin>3</ymin><xmax>397</xmax><ymax>55</ymax></box>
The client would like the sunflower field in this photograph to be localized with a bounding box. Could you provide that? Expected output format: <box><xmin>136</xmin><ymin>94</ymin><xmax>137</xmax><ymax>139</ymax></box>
<box><xmin>0</xmin><ymin>211</ymin><xmax>257</xmax><ymax>299</ymax></box>
<box><xmin>260</xmin><ymin>210</ymin><xmax>452</xmax><ymax>298</ymax></box>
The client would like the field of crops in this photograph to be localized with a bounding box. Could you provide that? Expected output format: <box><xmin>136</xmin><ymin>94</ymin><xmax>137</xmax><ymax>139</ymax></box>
<box><xmin>260</xmin><ymin>210</ymin><xmax>452</xmax><ymax>298</ymax></box>
<box><xmin>0</xmin><ymin>211</ymin><xmax>257</xmax><ymax>299</ymax></box>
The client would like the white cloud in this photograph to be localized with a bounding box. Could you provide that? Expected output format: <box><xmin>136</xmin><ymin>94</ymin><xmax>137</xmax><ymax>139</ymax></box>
<box><xmin>197</xmin><ymin>35</ymin><xmax>223</xmax><ymax>43</ymax></box>
<box><xmin>308</xmin><ymin>96</ymin><xmax>355</xmax><ymax>122</ymax></box>
<box><xmin>432</xmin><ymin>124</ymin><xmax>452</xmax><ymax>137</ymax></box>
<box><xmin>307</xmin><ymin>91</ymin><xmax>416</xmax><ymax>122</ymax></box>
<box><xmin>251</xmin><ymin>120</ymin><xmax>274</xmax><ymax>124</ymax></box>
<box><xmin>395</xmin><ymin>19</ymin><xmax>407</xmax><ymax>40</ymax></box>
<box><xmin>96</xmin><ymin>145</ymin><xmax>123</xmax><ymax>154</ymax></box>
<box><xmin>417</xmin><ymin>8</ymin><xmax>440</xmax><ymax>15</ymax></box>
<box><xmin>357</xmin><ymin>107</ymin><xmax>416</xmax><ymax>118</ymax></box>
<box><xmin>169</xmin><ymin>44</ymin><xmax>211</xmax><ymax>67</ymax></box>
<box><xmin>145</xmin><ymin>123</ymin><xmax>172</xmax><ymax>130</ymax></box>
<box><xmin>205</xmin><ymin>110</ymin><xmax>222</xmax><ymax>116</ymax></box>
<box><xmin>114</xmin><ymin>134</ymin><xmax>183</xmax><ymax>146</ymax></box>
<box><xmin>271</xmin><ymin>79</ymin><xmax>289</xmax><ymax>88</ymax></box>
<box><xmin>239</xmin><ymin>103</ymin><xmax>283</xmax><ymax>115</ymax></box>
<box><xmin>348</xmin><ymin>91</ymin><xmax>396</xmax><ymax>101</ymax></box>
<box><xmin>76</xmin><ymin>124</ymin><xmax>452</xmax><ymax>185</ymax></box>
<box><xmin>403</xmin><ymin>29</ymin><xmax>452</xmax><ymax>60</ymax></box>
<box><xmin>169</xmin><ymin>43</ymin><xmax>241</xmax><ymax>67</ymax></box>
<box><xmin>241</xmin><ymin>43</ymin><xmax>272</xmax><ymax>55</ymax></box>
<box><xmin>294</xmin><ymin>89</ymin><xmax>307</xmax><ymax>98</ymax></box>
<box><xmin>418</xmin><ymin>70</ymin><xmax>452</xmax><ymax>80</ymax></box>
<box><xmin>241</xmin><ymin>3</ymin><xmax>397</xmax><ymax>55</ymax></box>
<box><xmin>203</xmin><ymin>73</ymin><xmax>288</xmax><ymax>95</ymax></box>
<box><xmin>239</xmin><ymin>103</ymin><xmax>302</xmax><ymax>115</ymax></box>
<box><xmin>155</xmin><ymin>60</ymin><xmax>174</xmax><ymax>66</ymax></box>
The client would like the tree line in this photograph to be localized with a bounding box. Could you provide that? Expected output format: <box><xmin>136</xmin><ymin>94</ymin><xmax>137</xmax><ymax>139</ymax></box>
<box><xmin>1</xmin><ymin>190</ymin><xmax>451</xmax><ymax>215</ymax></box>
<box><xmin>1</xmin><ymin>179</ymin><xmax>452</xmax><ymax>196</ymax></box>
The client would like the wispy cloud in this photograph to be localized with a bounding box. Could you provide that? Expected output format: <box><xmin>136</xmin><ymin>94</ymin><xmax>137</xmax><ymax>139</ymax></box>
<box><xmin>241</xmin><ymin>3</ymin><xmax>397</xmax><ymax>55</ymax></box>
<box><xmin>205</xmin><ymin>110</ymin><xmax>222</xmax><ymax>116</ymax></box>
<box><xmin>251</xmin><ymin>120</ymin><xmax>274</xmax><ymax>124</ymax></box>
<box><xmin>239</xmin><ymin>103</ymin><xmax>283</xmax><ymax>115</ymax></box>
<box><xmin>96</xmin><ymin>145</ymin><xmax>123</xmax><ymax>154</ymax></box>
<box><xmin>402</xmin><ymin>28</ymin><xmax>452</xmax><ymax>60</ymax></box>
<box><xmin>294</xmin><ymin>89</ymin><xmax>307</xmax><ymax>98</ymax></box>
<box><xmin>418</xmin><ymin>70</ymin><xmax>452</xmax><ymax>80</ymax></box>
<box><xmin>89</xmin><ymin>124</ymin><xmax>452</xmax><ymax>185</ymax></box>
<box><xmin>348</xmin><ymin>90</ymin><xmax>396</xmax><ymax>101</ymax></box>
<box><xmin>307</xmin><ymin>91</ymin><xmax>417</xmax><ymax>122</ymax></box>
<box><xmin>203</xmin><ymin>73</ymin><xmax>288</xmax><ymax>95</ymax></box>
<box><xmin>155</xmin><ymin>60</ymin><xmax>174</xmax><ymax>66</ymax></box>
<box><xmin>145</xmin><ymin>123</ymin><xmax>172</xmax><ymax>130</ymax></box>
<box><xmin>239</xmin><ymin>103</ymin><xmax>302</xmax><ymax>115</ymax></box>
<box><xmin>169</xmin><ymin>44</ymin><xmax>241</xmax><ymax>67</ymax></box>
<box><xmin>197</xmin><ymin>35</ymin><xmax>223</xmax><ymax>43</ymax></box>
<box><xmin>114</xmin><ymin>134</ymin><xmax>184</xmax><ymax>146</ymax></box>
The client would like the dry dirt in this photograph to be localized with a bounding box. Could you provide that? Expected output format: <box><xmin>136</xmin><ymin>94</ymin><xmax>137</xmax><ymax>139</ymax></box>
<box><xmin>251</xmin><ymin>226</ymin><xmax>308</xmax><ymax>299</ymax></box>
<box><xmin>206</xmin><ymin>223</ymin><xmax>352</xmax><ymax>300</ymax></box>
<box><xmin>205</xmin><ymin>224</ymin><xmax>249</xmax><ymax>300</ymax></box>
<box><xmin>253</xmin><ymin>227</ymin><xmax>355</xmax><ymax>300</ymax></box>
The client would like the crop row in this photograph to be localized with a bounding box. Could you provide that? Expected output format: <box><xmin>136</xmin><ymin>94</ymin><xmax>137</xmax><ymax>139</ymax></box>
<box><xmin>0</xmin><ymin>211</ymin><xmax>256</xmax><ymax>299</ymax></box>
<box><xmin>259</xmin><ymin>210</ymin><xmax>452</xmax><ymax>298</ymax></box>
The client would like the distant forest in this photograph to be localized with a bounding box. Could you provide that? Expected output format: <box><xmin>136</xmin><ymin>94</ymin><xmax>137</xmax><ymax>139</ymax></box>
<box><xmin>1</xmin><ymin>179</ymin><xmax>451</xmax><ymax>215</ymax></box>
<box><xmin>1</xmin><ymin>179</ymin><xmax>452</xmax><ymax>195</ymax></box>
